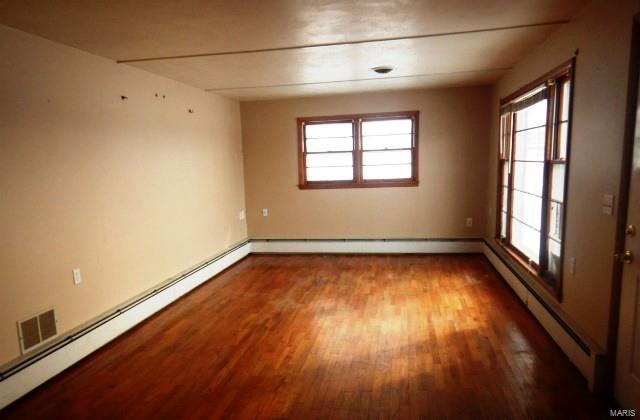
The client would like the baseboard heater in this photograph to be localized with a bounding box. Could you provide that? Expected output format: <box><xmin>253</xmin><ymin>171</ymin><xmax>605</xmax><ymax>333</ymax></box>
<box><xmin>481</xmin><ymin>239</ymin><xmax>604</xmax><ymax>391</ymax></box>
<box><xmin>0</xmin><ymin>239</ymin><xmax>252</xmax><ymax>409</ymax></box>
<box><xmin>250</xmin><ymin>237</ymin><xmax>484</xmax><ymax>253</ymax></box>
<box><xmin>0</xmin><ymin>236</ymin><xmax>603</xmax><ymax>410</ymax></box>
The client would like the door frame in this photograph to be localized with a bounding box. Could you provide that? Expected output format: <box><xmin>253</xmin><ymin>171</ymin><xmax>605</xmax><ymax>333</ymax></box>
<box><xmin>606</xmin><ymin>13</ymin><xmax>640</xmax><ymax>396</ymax></box>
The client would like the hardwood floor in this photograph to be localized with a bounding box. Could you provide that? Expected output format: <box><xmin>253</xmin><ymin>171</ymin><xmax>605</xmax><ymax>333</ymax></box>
<box><xmin>2</xmin><ymin>255</ymin><xmax>607</xmax><ymax>419</ymax></box>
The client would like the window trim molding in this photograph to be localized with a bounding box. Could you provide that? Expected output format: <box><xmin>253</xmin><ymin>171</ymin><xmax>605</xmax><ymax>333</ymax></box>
<box><xmin>495</xmin><ymin>57</ymin><xmax>576</xmax><ymax>301</ymax></box>
<box><xmin>297</xmin><ymin>110</ymin><xmax>420</xmax><ymax>189</ymax></box>
<box><xmin>499</xmin><ymin>58</ymin><xmax>574</xmax><ymax>106</ymax></box>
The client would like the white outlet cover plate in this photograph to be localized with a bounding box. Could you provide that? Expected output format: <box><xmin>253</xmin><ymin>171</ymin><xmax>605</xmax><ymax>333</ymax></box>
<box><xmin>72</xmin><ymin>269</ymin><xmax>82</xmax><ymax>285</ymax></box>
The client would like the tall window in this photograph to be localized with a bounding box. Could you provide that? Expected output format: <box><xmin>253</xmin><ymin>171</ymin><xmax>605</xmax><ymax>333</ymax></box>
<box><xmin>297</xmin><ymin>111</ymin><xmax>419</xmax><ymax>189</ymax></box>
<box><xmin>497</xmin><ymin>60</ymin><xmax>573</xmax><ymax>298</ymax></box>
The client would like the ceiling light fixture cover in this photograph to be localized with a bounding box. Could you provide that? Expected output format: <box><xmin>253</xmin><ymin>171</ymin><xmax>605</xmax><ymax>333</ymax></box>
<box><xmin>371</xmin><ymin>66</ymin><xmax>394</xmax><ymax>74</ymax></box>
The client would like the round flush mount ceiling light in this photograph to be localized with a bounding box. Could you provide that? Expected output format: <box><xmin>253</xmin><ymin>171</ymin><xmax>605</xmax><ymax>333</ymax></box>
<box><xmin>371</xmin><ymin>66</ymin><xmax>394</xmax><ymax>74</ymax></box>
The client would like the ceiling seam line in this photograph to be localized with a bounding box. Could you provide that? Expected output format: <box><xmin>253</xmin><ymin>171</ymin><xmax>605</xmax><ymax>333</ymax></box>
<box><xmin>203</xmin><ymin>67</ymin><xmax>513</xmax><ymax>91</ymax></box>
<box><xmin>116</xmin><ymin>20</ymin><xmax>568</xmax><ymax>63</ymax></box>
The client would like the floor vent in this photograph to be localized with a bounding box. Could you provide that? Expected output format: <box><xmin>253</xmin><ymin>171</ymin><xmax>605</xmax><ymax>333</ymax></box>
<box><xmin>18</xmin><ymin>309</ymin><xmax>57</xmax><ymax>354</ymax></box>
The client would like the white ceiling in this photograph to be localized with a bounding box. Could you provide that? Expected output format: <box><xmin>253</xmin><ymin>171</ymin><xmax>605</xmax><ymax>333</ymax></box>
<box><xmin>0</xmin><ymin>1</ymin><xmax>588</xmax><ymax>100</ymax></box>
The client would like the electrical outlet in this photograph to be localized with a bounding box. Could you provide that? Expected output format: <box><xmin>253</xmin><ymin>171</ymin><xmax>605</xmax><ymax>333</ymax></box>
<box><xmin>466</xmin><ymin>217</ymin><xmax>473</xmax><ymax>227</ymax></box>
<box><xmin>239</xmin><ymin>210</ymin><xmax>246</xmax><ymax>220</ymax></box>
<box><xmin>262</xmin><ymin>208</ymin><xmax>269</xmax><ymax>217</ymax></box>
<box><xmin>72</xmin><ymin>268</ymin><xmax>82</xmax><ymax>285</ymax></box>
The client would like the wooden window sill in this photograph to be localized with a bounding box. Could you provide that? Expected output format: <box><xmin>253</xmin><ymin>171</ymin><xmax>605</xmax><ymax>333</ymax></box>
<box><xmin>298</xmin><ymin>180</ymin><xmax>419</xmax><ymax>190</ymax></box>
<box><xmin>496</xmin><ymin>240</ymin><xmax>562</xmax><ymax>301</ymax></box>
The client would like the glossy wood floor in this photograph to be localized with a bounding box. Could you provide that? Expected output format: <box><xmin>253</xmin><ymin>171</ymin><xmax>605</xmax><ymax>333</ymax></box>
<box><xmin>2</xmin><ymin>255</ymin><xmax>607</xmax><ymax>419</ymax></box>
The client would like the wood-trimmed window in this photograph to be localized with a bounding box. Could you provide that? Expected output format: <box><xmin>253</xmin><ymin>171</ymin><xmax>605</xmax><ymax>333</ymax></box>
<box><xmin>297</xmin><ymin>111</ymin><xmax>419</xmax><ymax>189</ymax></box>
<box><xmin>497</xmin><ymin>59</ymin><xmax>574</xmax><ymax>299</ymax></box>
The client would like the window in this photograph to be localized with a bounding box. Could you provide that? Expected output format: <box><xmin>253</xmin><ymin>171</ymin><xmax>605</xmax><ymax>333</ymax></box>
<box><xmin>297</xmin><ymin>111</ymin><xmax>419</xmax><ymax>189</ymax></box>
<box><xmin>497</xmin><ymin>59</ymin><xmax>574</xmax><ymax>298</ymax></box>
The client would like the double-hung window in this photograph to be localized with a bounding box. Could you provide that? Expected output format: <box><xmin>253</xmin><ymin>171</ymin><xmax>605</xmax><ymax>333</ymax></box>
<box><xmin>297</xmin><ymin>111</ymin><xmax>419</xmax><ymax>189</ymax></box>
<box><xmin>497</xmin><ymin>60</ymin><xmax>574</xmax><ymax>298</ymax></box>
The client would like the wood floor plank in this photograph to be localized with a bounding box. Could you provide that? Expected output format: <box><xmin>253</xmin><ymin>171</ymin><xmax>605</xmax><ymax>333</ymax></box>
<box><xmin>1</xmin><ymin>254</ymin><xmax>607</xmax><ymax>419</ymax></box>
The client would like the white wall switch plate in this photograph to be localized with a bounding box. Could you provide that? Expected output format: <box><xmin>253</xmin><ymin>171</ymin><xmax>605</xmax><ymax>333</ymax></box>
<box><xmin>239</xmin><ymin>210</ymin><xmax>246</xmax><ymax>220</ymax></box>
<box><xmin>466</xmin><ymin>217</ymin><xmax>473</xmax><ymax>227</ymax></box>
<box><xmin>72</xmin><ymin>268</ymin><xmax>82</xmax><ymax>285</ymax></box>
<box><xmin>262</xmin><ymin>208</ymin><xmax>269</xmax><ymax>217</ymax></box>
<box><xmin>568</xmin><ymin>257</ymin><xmax>576</xmax><ymax>276</ymax></box>
<box><xmin>602</xmin><ymin>194</ymin><xmax>614</xmax><ymax>216</ymax></box>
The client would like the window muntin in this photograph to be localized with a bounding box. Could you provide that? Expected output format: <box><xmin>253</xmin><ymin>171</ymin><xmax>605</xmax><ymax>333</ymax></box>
<box><xmin>298</xmin><ymin>111</ymin><xmax>419</xmax><ymax>188</ymax></box>
<box><xmin>497</xmin><ymin>60</ymin><xmax>573</xmax><ymax>298</ymax></box>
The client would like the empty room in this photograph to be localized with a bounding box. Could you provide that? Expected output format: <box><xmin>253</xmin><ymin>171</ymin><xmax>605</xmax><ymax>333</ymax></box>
<box><xmin>1</xmin><ymin>0</ymin><xmax>640</xmax><ymax>418</ymax></box>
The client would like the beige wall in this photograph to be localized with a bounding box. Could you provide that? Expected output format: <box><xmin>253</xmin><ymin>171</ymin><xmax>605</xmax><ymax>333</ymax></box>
<box><xmin>0</xmin><ymin>25</ymin><xmax>247</xmax><ymax>366</ymax></box>
<box><xmin>241</xmin><ymin>87</ymin><xmax>491</xmax><ymax>239</ymax></box>
<box><xmin>485</xmin><ymin>0</ymin><xmax>640</xmax><ymax>349</ymax></box>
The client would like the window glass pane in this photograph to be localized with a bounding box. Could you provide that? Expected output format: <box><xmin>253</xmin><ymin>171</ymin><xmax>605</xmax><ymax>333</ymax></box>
<box><xmin>500</xmin><ymin>114</ymin><xmax>511</xmax><ymax>159</ymax></box>
<box><xmin>561</xmin><ymin>81</ymin><xmax>571</xmax><ymax>121</ymax></box>
<box><xmin>500</xmin><ymin>211</ymin><xmax>507</xmax><ymax>238</ymax></box>
<box><xmin>512</xmin><ymin>190</ymin><xmax>542</xmax><ymax>230</ymax></box>
<box><xmin>501</xmin><ymin>186</ymin><xmax>508</xmax><ymax>212</ymax></box>
<box><xmin>513</xmin><ymin>162</ymin><xmax>544</xmax><ymax>196</ymax></box>
<box><xmin>363</xmin><ymin>164</ymin><xmax>412</xmax><ymax>180</ymax></box>
<box><xmin>306</xmin><ymin>152</ymin><xmax>353</xmax><ymax>168</ymax></box>
<box><xmin>305</xmin><ymin>122</ymin><xmax>352</xmax><ymax>138</ymax></box>
<box><xmin>306</xmin><ymin>166</ymin><xmax>353</xmax><ymax>181</ymax></box>
<box><xmin>362</xmin><ymin>119</ymin><xmax>412</xmax><ymax>136</ymax></box>
<box><xmin>546</xmin><ymin>238</ymin><xmax>562</xmax><ymax>278</ymax></box>
<box><xmin>363</xmin><ymin>150</ymin><xmax>411</xmax><ymax>165</ymax></box>
<box><xmin>305</xmin><ymin>137</ymin><xmax>353</xmax><ymax>152</ymax></box>
<box><xmin>557</xmin><ymin>122</ymin><xmax>568</xmax><ymax>160</ymax></box>
<box><xmin>515</xmin><ymin>99</ymin><xmax>547</xmax><ymax>130</ymax></box>
<box><xmin>500</xmin><ymin>114</ymin><xmax>508</xmax><ymax>158</ymax></box>
<box><xmin>514</xmin><ymin>127</ymin><xmax>546</xmax><ymax>161</ymax></box>
<box><xmin>551</xmin><ymin>164</ymin><xmax>565</xmax><ymax>202</ymax></box>
<box><xmin>502</xmin><ymin>162</ymin><xmax>509</xmax><ymax>187</ymax></box>
<box><xmin>500</xmin><ymin>115</ymin><xmax>505</xmax><ymax>153</ymax></box>
<box><xmin>549</xmin><ymin>201</ymin><xmax>563</xmax><ymax>241</ymax></box>
<box><xmin>511</xmin><ymin>218</ymin><xmax>541</xmax><ymax>263</ymax></box>
<box><xmin>362</xmin><ymin>134</ymin><xmax>412</xmax><ymax>150</ymax></box>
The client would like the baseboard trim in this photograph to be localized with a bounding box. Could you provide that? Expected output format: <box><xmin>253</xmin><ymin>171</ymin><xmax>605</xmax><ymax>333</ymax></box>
<box><xmin>250</xmin><ymin>237</ymin><xmax>484</xmax><ymax>253</ymax></box>
<box><xmin>481</xmin><ymin>240</ymin><xmax>604</xmax><ymax>391</ymax></box>
<box><xmin>0</xmin><ymin>240</ymin><xmax>251</xmax><ymax>409</ymax></box>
